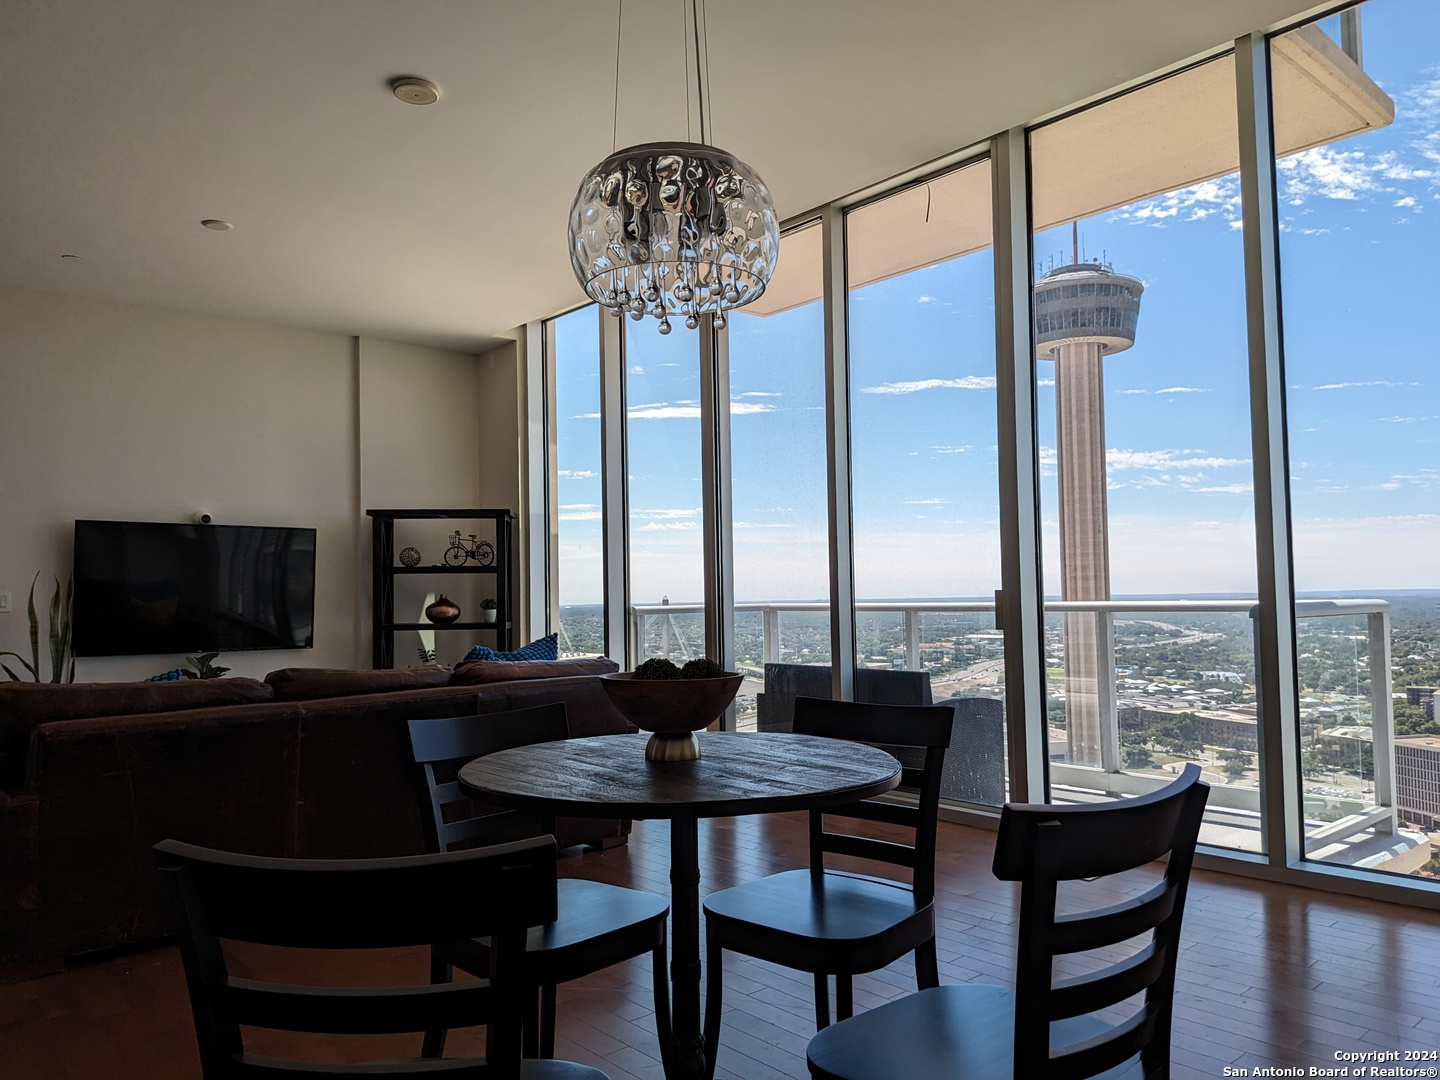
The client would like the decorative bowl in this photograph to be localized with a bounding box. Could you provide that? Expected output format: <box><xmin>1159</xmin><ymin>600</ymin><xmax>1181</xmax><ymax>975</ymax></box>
<box><xmin>599</xmin><ymin>671</ymin><xmax>743</xmax><ymax>761</ymax></box>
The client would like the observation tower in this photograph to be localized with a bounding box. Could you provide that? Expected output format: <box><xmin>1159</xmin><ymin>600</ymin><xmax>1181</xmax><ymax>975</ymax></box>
<box><xmin>1035</xmin><ymin>243</ymin><xmax>1144</xmax><ymax>768</ymax></box>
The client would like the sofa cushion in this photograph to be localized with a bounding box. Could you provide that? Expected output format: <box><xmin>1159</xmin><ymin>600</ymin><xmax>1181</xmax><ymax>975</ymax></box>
<box><xmin>462</xmin><ymin>632</ymin><xmax>559</xmax><ymax>664</ymax></box>
<box><xmin>451</xmin><ymin>656</ymin><xmax>619</xmax><ymax>685</ymax></box>
<box><xmin>0</xmin><ymin>678</ymin><xmax>274</xmax><ymax>791</ymax></box>
<box><xmin>264</xmin><ymin>665</ymin><xmax>454</xmax><ymax>702</ymax></box>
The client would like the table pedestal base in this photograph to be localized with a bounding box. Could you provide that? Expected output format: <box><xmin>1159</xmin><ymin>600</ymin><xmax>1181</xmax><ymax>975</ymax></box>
<box><xmin>664</xmin><ymin>816</ymin><xmax>707</xmax><ymax>1079</ymax></box>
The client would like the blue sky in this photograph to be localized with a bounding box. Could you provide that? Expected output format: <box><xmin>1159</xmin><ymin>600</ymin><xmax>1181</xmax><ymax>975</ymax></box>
<box><xmin>555</xmin><ymin>0</ymin><xmax>1439</xmax><ymax>607</ymax></box>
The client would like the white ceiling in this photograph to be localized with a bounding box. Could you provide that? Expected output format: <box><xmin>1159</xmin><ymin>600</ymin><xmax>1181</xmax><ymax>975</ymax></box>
<box><xmin>0</xmin><ymin>0</ymin><xmax>1322</xmax><ymax>353</ymax></box>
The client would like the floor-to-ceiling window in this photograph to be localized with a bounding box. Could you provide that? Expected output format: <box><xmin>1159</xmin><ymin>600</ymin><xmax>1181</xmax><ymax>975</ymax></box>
<box><xmin>625</xmin><ymin>321</ymin><xmax>706</xmax><ymax>665</ymax></box>
<box><xmin>1030</xmin><ymin>56</ymin><xmax>1261</xmax><ymax>850</ymax></box>
<box><xmin>846</xmin><ymin>159</ymin><xmax>1009</xmax><ymax>807</ymax></box>
<box><xmin>548</xmin><ymin>306</ymin><xmax>606</xmax><ymax>657</ymax></box>
<box><xmin>535</xmin><ymin>2</ymin><xmax>1435</xmax><ymax>904</ymax></box>
<box><xmin>1273</xmin><ymin>0</ymin><xmax>1440</xmax><ymax>879</ymax></box>
<box><xmin>727</xmin><ymin>223</ymin><xmax>833</xmax><ymax>732</ymax></box>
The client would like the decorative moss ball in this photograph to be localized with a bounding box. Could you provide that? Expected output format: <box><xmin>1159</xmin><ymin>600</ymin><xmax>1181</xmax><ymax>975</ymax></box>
<box><xmin>633</xmin><ymin>657</ymin><xmax>682</xmax><ymax>680</ymax></box>
<box><xmin>681</xmin><ymin>658</ymin><xmax>728</xmax><ymax>680</ymax></box>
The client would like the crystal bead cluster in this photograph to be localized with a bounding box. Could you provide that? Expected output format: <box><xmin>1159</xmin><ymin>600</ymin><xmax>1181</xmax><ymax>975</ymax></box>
<box><xmin>568</xmin><ymin>141</ymin><xmax>779</xmax><ymax>333</ymax></box>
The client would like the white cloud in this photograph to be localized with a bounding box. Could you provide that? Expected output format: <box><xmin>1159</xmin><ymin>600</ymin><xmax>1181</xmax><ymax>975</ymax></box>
<box><xmin>634</xmin><ymin>507</ymin><xmax>699</xmax><ymax>520</ymax></box>
<box><xmin>623</xmin><ymin>400</ymin><xmax>776</xmax><ymax>419</ymax></box>
<box><xmin>916</xmin><ymin>294</ymin><xmax>938</xmax><ymax>304</ymax></box>
<box><xmin>628</xmin><ymin>365</ymin><xmax>645</xmax><ymax>375</ymax></box>
<box><xmin>1107</xmin><ymin>448</ymin><xmax>1250</xmax><ymax>471</ymax></box>
<box><xmin>930</xmin><ymin>445</ymin><xmax>972</xmax><ymax>455</ymax></box>
<box><xmin>1110</xmin><ymin>175</ymin><xmax>1243</xmax><ymax>229</ymax></box>
<box><xmin>1037</xmin><ymin>377</ymin><xmax>1055</xmax><ymax>387</ymax></box>
<box><xmin>859</xmin><ymin>376</ymin><xmax>996</xmax><ymax>395</ymax></box>
<box><xmin>1192</xmin><ymin>484</ymin><xmax>1253</xmax><ymax>495</ymax></box>
<box><xmin>1395</xmin><ymin>195</ymin><xmax>1419</xmax><ymax>208</ymax></box>
<box><xmin>557</xmin><ymin>469</ymin><xmax>596</xmax><ymax>480</ymax></box>
<box><xmin>1311</xmin><ymin>380</ymin><xmax>1418</xmax><ymax>391</ymax></box>
<box><xmin>738</xmin><ymin>391</ymin><xmax>782</xmax><ymax>397</ymax></box>
<box><xmin>903</xmin><ymin>498</ymin><xmax>949</xmax><ymax>505</ymax></box>
<box><xmin>1119</xmin><ymin>386</ymin><xmax>1211</xmax><ymax>396</ymax></box>
<box><xmin>733</xmin><ymin>521</ymin><xmax>796</xmax><ymax>529</ymax></box>
<box><xmin>637</xmin><ymin>521</ymin><xmax>698</xmax><ymax>531</ymax></box>
<box><xmin>558</xmin><ymin>504</ymin><xmax>602</xmax><ymax>521</ymax></box>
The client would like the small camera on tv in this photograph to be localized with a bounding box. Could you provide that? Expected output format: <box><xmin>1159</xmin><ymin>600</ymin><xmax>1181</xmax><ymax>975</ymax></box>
<box><xmin>193</xmin><ymin>512</ymin><xmax>213</xmax><ymax>526</ymax></box>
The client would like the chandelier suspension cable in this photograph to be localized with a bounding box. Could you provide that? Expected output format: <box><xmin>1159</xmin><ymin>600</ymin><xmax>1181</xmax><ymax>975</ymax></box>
<box><xmin>683</xmin><ymin>0</ymin><xmax>692</xmax><ymax>144</ymax></box>
<box><xmin>700</xmin><ymin>0</ymin><xmax>712</xmax><ymax>147</ymax></box>
<box><xmin>691</xmin><ymin>0</ymin><xmax>708</xmax><ymax>146</ymax></box>
<box><xmin>612</xmin><ymin>0</ymin><xmax>623</xmax><ymax>153</ymax></box>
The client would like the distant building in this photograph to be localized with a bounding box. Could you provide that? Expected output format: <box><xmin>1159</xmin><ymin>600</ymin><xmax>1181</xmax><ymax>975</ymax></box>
<box><xmin>1200</xmin><ymin>670</ymin><xmax>1246</xmax><ymax>685</ymax></box>
<box><xmin>1118</xmin><ymin>704</ymin><xmax>1258</xmax><ymax>752</ymax></box>
<box><xmin>1407</xmin><ymin>686</ymin><xmax>1437</xmax><ymax>723</ymax></box>
<box><xmin>1396</xmin><ymin>734</ymin><xmax>1440</xmax><ymax>830</ymax></box>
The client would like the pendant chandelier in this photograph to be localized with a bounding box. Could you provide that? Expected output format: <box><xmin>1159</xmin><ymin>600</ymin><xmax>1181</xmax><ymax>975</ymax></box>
<box><xmin>567</xmin><ymin>1</ymin><xmax>779</xmax><ymax>334</ymax></box>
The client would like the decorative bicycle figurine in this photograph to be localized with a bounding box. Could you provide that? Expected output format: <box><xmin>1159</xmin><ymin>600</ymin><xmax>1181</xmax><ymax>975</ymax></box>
<box><xmin>444</xmin><ymin>531</ymin><xmax>495</xmax><ymax>567</ymax></box>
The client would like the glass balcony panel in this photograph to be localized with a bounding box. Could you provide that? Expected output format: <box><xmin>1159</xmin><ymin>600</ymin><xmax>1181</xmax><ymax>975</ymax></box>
<box><xmin>550</xmin><ymin>306</ymin><xmax>606</xmax><ymax>658</ymax></box>
<box><xmin>1273</xmin><ymin>0</ymin><xmax>1438</xmax><ymax>880</ymax></box>
<box><xmin>1030</xmin><ymin>55</ymin><xmax>1260</xmax><ymax>850</ymax></box>
<box><xmin>845</xmin><ymin>158</ymin><xmax>1008</xmax><ymax>809</ymax></box>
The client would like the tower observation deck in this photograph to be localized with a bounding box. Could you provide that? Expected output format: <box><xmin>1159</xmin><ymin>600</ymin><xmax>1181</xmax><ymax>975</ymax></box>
<box><xmin>1035</xmin><ymin>260</ymin><xmax>1144</xmax><ymax>770</ymax></box>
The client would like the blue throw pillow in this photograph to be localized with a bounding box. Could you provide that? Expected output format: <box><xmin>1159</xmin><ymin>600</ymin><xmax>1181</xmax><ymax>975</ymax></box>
<box><xmin>144</xmin><ymin>668</ymin><xmax>185</xmax><ymax>682</ymax></box>
<box><xmin>463</xmin><ymin>633</ymin><xmax>558</xmax><ymax>664</ymax></box>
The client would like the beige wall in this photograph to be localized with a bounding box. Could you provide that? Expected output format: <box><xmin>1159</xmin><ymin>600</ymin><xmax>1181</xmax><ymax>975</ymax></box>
<box><xmin>476</xmin><ymin>337</ymin><xmax>530</xmax><ymax>641</ymax></box>
<box><xmin>0</xmin><ymin>285</ymin><xmax>487</xmax><ymax>681</ymax></box>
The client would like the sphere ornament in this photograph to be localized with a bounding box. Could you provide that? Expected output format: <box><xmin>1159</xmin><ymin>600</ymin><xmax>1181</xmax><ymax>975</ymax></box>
<box><xmin>568</xmin><ymin>142</ymin><xmax>779</xmax><ymax>331</ymax></box>
<box><xmin>398</xmin><ymin>546</ymin><xmax>422</xmax><ymax>568</ymax></box>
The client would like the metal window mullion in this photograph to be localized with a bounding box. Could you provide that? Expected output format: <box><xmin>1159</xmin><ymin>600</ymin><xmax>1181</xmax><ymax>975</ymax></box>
<box><xmin>521</xmin><ymin>320</ymin><xmax>549</xmax><ymax>641</ymax></box>
<box><xmin>822</xmin><ymin>204</ymin><xmax>857</xmax><ymax>702</ymax></box>
<box><xmin>542</xmin><ymin>320</ymin><xmax>560</xmax><ymax>637</ymax></box>
<box><xmin>1236</xmin><ymin>31</ymin><xmax>1302</xmax><ymax>868</ymax></box>
<box><xmin>992</xmin><ymin>127</ymin><xmax>1048</xmax><ymax>804</ymax></box>
<box><xmin>700</xmin><ymin>317</ymin><xmax>736</xmax><ymax>724</ymax></box>
<box><xmin>599</xmin><ymin>313</ymin><xmax>631</xmax><ymax>666</ymax></box>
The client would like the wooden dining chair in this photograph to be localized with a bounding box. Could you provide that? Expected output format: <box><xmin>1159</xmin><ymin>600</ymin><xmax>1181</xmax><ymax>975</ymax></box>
<box><xmin>408</xmin><ymin>704</ymin><xmax>670</xmax><ymax>1060</ymax></box>
<box><xmin>701</xmin><ymin>696</ymin><xmax>954</xmax><ymax>1079</ymax></box>
<box><xmin>805</xmin><ymin>764</ymin><xmax>1211</xmax><ymax>1080</ymax></box>
<box><xmin>154</xmin><ymin>835</ymin><xmax>610</xmax><ymax>1079</ymax></box>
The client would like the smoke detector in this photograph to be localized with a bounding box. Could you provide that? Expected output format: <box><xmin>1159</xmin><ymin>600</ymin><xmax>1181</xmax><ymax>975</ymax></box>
<box><xmin>391</xmin><ymin>78</ymin><xmax>440</xmax><ymax>106</ymax></box>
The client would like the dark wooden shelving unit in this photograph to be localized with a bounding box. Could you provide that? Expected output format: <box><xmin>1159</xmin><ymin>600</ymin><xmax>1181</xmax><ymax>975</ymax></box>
<box><xmin>367</xmin><ymin>508</ymin><xmax>515</xmax><ymax>669</ymax></box>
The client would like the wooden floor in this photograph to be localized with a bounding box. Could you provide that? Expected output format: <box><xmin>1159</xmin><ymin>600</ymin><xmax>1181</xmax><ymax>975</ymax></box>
<box><xmin>6</xmin><ymin>812</ymin><xmax>1440</xmax><ymax>1079</ymax></box>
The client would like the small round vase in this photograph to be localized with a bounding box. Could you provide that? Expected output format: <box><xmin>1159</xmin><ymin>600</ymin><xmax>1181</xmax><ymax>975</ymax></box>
<box><xmin>424</xmin><ymin>594</ymin><xmax>462</xmax><ymax>625</ymax></box>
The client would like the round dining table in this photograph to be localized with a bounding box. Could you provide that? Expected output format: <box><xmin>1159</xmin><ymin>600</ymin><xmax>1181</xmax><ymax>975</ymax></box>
<box><xmin>457</xmin><ymin>729</ymin><xmax>902</xmax><ymax>1080</ymax></box>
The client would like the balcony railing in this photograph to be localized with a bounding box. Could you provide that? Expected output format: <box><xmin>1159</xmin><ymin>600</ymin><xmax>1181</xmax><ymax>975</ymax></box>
<box><xmin>623</xmin><ymin>595</ymin><xmax>1416</xmax><ymax>870</ymax></box>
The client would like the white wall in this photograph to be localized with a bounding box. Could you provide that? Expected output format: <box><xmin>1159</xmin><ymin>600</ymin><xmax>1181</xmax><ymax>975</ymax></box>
<box><xmin>0</xmin><ymin>285</ymin><xmax>485</xmax><ymax>681</ymax></box>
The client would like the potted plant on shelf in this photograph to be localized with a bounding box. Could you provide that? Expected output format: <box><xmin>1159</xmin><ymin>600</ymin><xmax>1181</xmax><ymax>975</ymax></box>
<box><xmin>479</xmin><ymin>598</ymin><xmax>498</xmax><ymax>624</ymax></box>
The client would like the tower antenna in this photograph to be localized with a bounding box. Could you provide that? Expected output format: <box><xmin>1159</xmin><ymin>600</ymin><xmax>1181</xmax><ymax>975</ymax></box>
<box><xmin>1072</xmin><ymin>221</ymin><xmax>1079</xmax><ymax>264</ymax></box>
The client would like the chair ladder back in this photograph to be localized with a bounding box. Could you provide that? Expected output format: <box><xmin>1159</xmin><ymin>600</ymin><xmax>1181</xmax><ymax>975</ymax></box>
<box><xmin>408</xmin><ymin>704</ymin><xmax>569</xmax><ymax>854</ymax></box>
<box><xmin>1000</xmin><ymin>764</ymin><xmax>1210</xmax><ymax>1080</ymax></box>
<box><xmin>154</xmin><ymin>838</ymin><xmax>557</xmax><ymax>1078</ymax></box>
<box><xmin>795</xmin><ymin>697</ymin><xmax>952</xmax><ymax>904</ymax></box>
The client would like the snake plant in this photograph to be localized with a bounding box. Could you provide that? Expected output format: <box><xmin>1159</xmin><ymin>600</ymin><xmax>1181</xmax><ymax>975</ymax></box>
<box><xmin>1</xmin><ymin>573</ymin><xmax>76</xmax><ymax>683</ymax></box>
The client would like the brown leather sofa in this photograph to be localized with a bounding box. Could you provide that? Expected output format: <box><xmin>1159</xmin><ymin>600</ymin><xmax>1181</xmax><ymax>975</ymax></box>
<box><xmin>0</xmin><ymin>659</ymin><xmax>629</xmax><ymax>980</ymax></box>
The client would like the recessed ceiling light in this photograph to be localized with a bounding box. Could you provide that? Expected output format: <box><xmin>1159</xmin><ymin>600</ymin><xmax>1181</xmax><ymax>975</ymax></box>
<box><xmin>391</xmin><ymin>77</ymin><xmax>440</xmax><ymax>106</ymax></box>
<box><xmin>60</xmin><ymin>253</ymin><xmax>82</xmax><ymax>260</ymax></box>
<box><xmin>201</xmin><ymin>219</ymin><xmax>233</xmax><ymax>231</ymax></box>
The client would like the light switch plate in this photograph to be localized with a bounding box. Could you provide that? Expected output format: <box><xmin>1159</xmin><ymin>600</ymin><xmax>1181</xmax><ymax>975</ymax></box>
<box><xmin>0</xmin><ymin>591</ymin><xmax>10</xmax><ymax>613</ymax></box>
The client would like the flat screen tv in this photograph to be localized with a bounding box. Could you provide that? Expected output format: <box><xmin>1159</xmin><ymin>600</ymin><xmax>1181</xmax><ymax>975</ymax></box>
<box><xmin>72</xmin><ymin>520</ymin><xmax>316</xmax><ymax>657</ymax></box>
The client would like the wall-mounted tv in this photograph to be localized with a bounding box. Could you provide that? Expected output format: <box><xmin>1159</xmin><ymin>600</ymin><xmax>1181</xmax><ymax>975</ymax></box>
<box><xmin>72</xmin><ymin>520</ymin><xmax>316</xmax><ymax>657</ymax></box>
